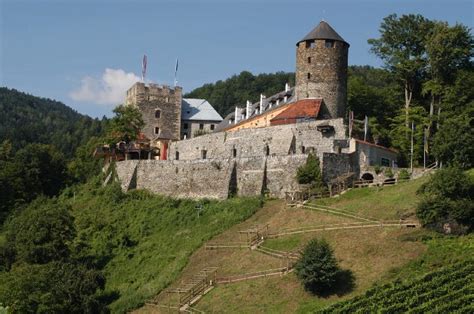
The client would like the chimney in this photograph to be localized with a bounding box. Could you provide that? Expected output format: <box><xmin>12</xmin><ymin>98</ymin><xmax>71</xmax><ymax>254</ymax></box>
<box><xmin>234</xmin><ymin>106</ymin><xmax>239</xmax><ymax>123</ymax></box>
<box><xmin>259</xmin><ymin>94</ymin><xmax>266</xmax><ymax>114</ymax></box>
<box><xmin>246</xmin><ymin>100</ymin><xmax>251</xmax><ymax>119</ymax></box>
<box><xmin>285</xmin><ymin>82</ymin><xmax>290</xmax><ymax>92</ymax></box>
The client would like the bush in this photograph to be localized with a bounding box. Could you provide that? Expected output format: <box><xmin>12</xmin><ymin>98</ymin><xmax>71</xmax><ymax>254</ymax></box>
<box><xmin>398</xmin><ymin>169</ymin><xmax>410</xmax><ymax>180</ymax></box>
<box><xmin>296</xmin><ymin>153</ymin><xmax>326</xmax><ymax>193</ymax></box>
<box><xmin>295</xmin><ymin>238</ymin><xmax>341</xmax><ymax>295</ymax></box>
<box><xmin>384</xmin><ymin>167</ymin><xmax>394</xmax><ymax>178</ymax></box>
<box><xmin>416</xmin><ymin>167</ymin><xmax>474</xmax><ymax>233</ymax></box>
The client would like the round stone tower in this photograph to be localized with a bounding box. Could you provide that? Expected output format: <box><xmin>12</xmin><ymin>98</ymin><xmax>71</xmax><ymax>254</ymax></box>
<box><xmin>295</xmin><ymin>21</ymin><xmax>349</xmax><ymax>119</ymax></box>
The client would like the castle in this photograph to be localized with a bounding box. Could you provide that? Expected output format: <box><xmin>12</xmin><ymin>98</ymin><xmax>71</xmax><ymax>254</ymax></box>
<box><xmin>111</xmin><ymin>21</ymin><xmax>398</xmax><ymax>199</ymax></box>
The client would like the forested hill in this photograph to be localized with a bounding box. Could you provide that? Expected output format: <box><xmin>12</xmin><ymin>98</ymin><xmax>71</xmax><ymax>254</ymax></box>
<box><xmin>0</xmin><ymin>87</ymin><xmax>106</xmax><ymax>158</ymax></box>
<box><xmin>185</xmin><ymin>71</ymin><xmax>295</xmax><ymax>116</ymax></box>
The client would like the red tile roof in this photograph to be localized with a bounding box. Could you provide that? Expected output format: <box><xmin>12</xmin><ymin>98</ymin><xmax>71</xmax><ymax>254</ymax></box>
<box><xmin>270</xmin><ymin>99</ymin><xmax>322</xmax><ymax>123</ymax></box>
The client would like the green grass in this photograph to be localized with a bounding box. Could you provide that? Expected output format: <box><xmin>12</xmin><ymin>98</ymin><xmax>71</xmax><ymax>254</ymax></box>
<box><xmin>264</xmin><ymin>235</ymin><xmax>302</xmax><ymax>252</ymax></box>
<box><xmin>312</xmin><ymin>177</ymin><xmax>428</xmax><ymax>220</ymax></box>
<box><xmin>318</xmin><ymin>259</ymin><xmax>474</xmax><ymax>313</ymax></box>
<box><xmin>61</xmin><ymin>181</ymin><xmax>262</xmax><ymax>313</ymax></box>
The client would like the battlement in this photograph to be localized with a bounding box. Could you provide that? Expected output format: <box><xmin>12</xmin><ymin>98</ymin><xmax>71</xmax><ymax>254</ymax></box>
<box><xmin>126</xmin><ymin>82</ymin><xmax>182</xmax><ymax>106</ymax></box>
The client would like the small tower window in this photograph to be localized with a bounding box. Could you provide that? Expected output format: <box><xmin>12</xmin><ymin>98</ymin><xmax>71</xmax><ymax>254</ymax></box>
<box><xmin>155</xmin><ymin>109</ymin><xmax>161</xmax><ymax>118</ymax></box>
<box><xmin>301</xmin><ymin>146</ymin><xmax>306</xmax><ymax>154</ymax></box>
<box><xmin>265</xmin><ymin>144</ymin><xmax>270</xmax><ymax>156</ymax></box>
<box><xmin>154</xmin><ymin>127</ymin><xmax>160</xmax><ymax>135</ymax></box>
<box><xmin>175</xmin><ymin>151</ymin><xmax>179</xmax><ymax>160</ymax></box>
<box><xmin>210</xmin><ymin>124</ymin><xmax>215</xmax><ymax>131</ymax></box>
<box><xmin>325</xmin><ymin>40</ymin><xmax>335</xmax><ymax>48</ymax></box>
<box><xmin>232</xmin><ymin>147</ymin><xmax>237</xmax><ymax>158</ymax></box>
<box><xmin>201</xmin><ymin>149</ymin><xmax>207</xmax><ymax>160</ymax></box>
<box><xmin>307</xmin><ymin>73</ymin><xmax>311</xmax><ymax>79</ymax></box>
<box><xmin>307</xmin><ymin>57</ymin><xmax>311</xmax><ymax>64</ymax></box>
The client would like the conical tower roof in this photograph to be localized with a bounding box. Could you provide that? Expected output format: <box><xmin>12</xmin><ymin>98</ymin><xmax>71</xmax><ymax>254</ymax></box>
<box><xmin>297</xmin><ymin>20</ymin><xmax>349</xmax><ymax>46</ymax></box>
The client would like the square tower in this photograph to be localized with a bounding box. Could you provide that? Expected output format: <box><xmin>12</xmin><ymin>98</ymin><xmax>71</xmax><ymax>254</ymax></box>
<box><xmin>125</xmin><ymin>82</ymin><xmax>182</xmax><ymax>141</ymax></box>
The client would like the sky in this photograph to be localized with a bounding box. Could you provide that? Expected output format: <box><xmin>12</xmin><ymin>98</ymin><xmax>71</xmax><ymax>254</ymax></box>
<box><xmin>1</xmin><ymin>0</ymin><xmax>473</xmax><ymax>118</ymax></box>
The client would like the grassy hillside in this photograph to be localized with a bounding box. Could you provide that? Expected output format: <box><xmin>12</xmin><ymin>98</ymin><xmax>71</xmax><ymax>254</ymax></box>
<box><xmin>60</xmin><ymin>180</ymin><xmax>263</xmax><ymax>313</ymax></box>
<box><xmin>162</xmin><ymin>176</ymin><xmax>471</xmax><ymax>313</ymax></box>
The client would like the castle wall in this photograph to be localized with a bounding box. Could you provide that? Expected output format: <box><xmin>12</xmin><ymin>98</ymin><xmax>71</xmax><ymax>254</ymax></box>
<box><xmin>114</xmin><ymin>119</ymin><xmax>355</xmax><ymax>199</ymax></box>
<box><xmin>169</xmin><ymin>118</ymin><xmax>346</xmax><ymax>161</ymax></box>
<box><xmin>295</xmin><ymin>40</ymin><xmax>348</xmax><ymax>119</ymax></box>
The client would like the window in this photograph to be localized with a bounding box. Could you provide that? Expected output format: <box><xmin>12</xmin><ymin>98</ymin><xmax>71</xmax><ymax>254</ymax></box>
<box><xmin>381</xmin><ymin>158</ymin><xmax>390</xmax><ymax>167</ymax></box>
<box><xmin>307</xmin><ymin>57</ymin><xmax>311</xmax><ymax>64</ymax></box>
<box><xmin>210</xmin><ymin>124</ymin><xmax>215</xmax><ymax>131</ymax></box>
<box><xmin>154</xmin><ymin>127</ymin><xmax>160</xmax><ymax>135</ymax></box>
<box><xmin>183</xmin><ymin>123</ymin><xmax>188</xmax><ymax>130</ymax></box>
<box><xmin>265</xmin><ymin>145</ymin><xmax>270</xmax><ymax>156</ymax></box>
<box><xmin>155</xmin><ymin>109</ymin><xmax>161</xmax><ymax>118</ymax></box>
<box><xmin>301</xmin><ymin>146</ymin><xmax>306</xmax><ymax>154</ymax></box>
<box><xmin>307</xmin><ymin>73</ymin><xmax>311</xmax><ymax>79</ymax></box>
<box><xmin>175</xmin><ymin>151</ymin><xmax>179</xmax><ymax>160</ymax></box>
<box><xmin>201</xmin><ymin>149</ymin><xmax>207</xmax><ymax>159</ymax></box>
<box><xmin>325</xmin><ymin>40</ymin><xmax>335</xmax><ymax>48</ymax></box>
<box><xmin>199</xmin><ymin>124</ymin><xmax>204</xmax><ymax>130</ymax></box>
<box><xmin>232</xmin><ymin>147</ymin><xmax>237</xmax><ymax>158</ymax></box>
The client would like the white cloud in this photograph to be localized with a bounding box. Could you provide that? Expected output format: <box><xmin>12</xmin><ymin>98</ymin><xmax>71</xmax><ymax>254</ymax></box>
<box><xmin>70</xmin><ymin>68</ymin><xmax>140</xmax><ymax>106</ymax></box>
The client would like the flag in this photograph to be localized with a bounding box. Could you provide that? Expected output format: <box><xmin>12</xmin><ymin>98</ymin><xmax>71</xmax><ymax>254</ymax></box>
<box><xmin>364</xmin><ymin>115</ymin><xmax>368</xmax><ymax>141</ymax></box>
<box><xmin>142</xmin><ymin>54</ymin><xmax>147</xmax><ymax>82</ymax></box>
<box><xmin>174</xmin><ymin>58</ymin><xmax>179</xmax><ymax>87</ymax></box>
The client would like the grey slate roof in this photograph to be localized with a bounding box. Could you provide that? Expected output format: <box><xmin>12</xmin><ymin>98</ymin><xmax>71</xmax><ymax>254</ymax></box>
<box><xmin>297</xmin><ymin>20</ymin><xmax>348</xmax><ymax>46</ymax></box>
<box><xmin>181</xmin><ymin>98</ymin><xmax>223</xmax><ymax>121</ymax></box>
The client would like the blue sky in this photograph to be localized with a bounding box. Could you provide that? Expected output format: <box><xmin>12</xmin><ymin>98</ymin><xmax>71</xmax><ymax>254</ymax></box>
<box><xmin>1</xmin><ymin>0</ymin><xmax>472</xmax><ymax>118</ymax></box>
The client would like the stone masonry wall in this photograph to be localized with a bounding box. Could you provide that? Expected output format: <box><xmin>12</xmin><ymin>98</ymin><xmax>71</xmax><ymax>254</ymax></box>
<box><xmin>295</xmin><ymin>39</ymin><xmax>348</xmax><ymax>119</ymax></box>
<box><xmin>115</xmin><ymin>119</ymin><xmax>361</xmax><ymax>199</ymax></box>
<box><xmin>126</xmin><ymin>82</ymin><xmax>182</xmax><ymax>141</ymax></box>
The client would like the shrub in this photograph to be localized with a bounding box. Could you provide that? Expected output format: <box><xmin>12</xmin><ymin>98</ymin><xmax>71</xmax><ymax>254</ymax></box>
<box><xmin>295</xmin><ymin>238</ymin><xmax>340</xmax><ymax>295</ymax></box>
<box><xmin>374</xmin><ymin>165</ymin><xmax>382</xmax><ymax>174</ymax></box>
<box><xmin>398</xmin><ymin>169</ymin><xmax>410</xmax><ymax>181</ymax></box>
<box><xmin>296</xmin><ymin>153</ymin><xmax>325</xmax><ymax>193</ymax></box>
<box><xmin>416</xmin><ymin>167</ymin><xmax>474</xmax><ymax>233</ymax></box>
<box><xmin>384</xmin><ymin>167</ymin><xmax>394</xmax><ymax>178</ymax></box>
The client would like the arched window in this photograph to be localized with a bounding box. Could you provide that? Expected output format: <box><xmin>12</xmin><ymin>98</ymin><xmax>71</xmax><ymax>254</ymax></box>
<box><xmin>155</xmin><ymin>109</ymin><xmax>161</xmax><ymax>118</ymax></box>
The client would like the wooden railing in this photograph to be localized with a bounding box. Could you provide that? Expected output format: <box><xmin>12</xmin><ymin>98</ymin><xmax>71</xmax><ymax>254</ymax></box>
<box><xmin>216</xmin><ymin>267</ymin><xmax>291</xmax><ymax>284</ymax></box>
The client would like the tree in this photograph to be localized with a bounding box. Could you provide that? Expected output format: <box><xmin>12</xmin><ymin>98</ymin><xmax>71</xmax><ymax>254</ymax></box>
<box><xmin>389</xmin><ymin>106</ymin><xmax>429</xmax><ymax>166</ymax></box>
<box><xmin>433</xmin><ymin>111</ymin><xmax>474</xmax><ymax>169</ymax></box>
<box><xmin>106</xmin><ymin>104</ymin><xmax>144</xmax><ymax>145</ymax></box>
<box><xmin>423</xmin><ymin>21</ymin><xmax>473</xmax><ymax>130</ymax></box>
<box><xmin>369</xmin><ymin>14</ymin><xmax>432</xmax><ymax>131</ymax></box>
<box><xmin>295</xmin><ymin>238</ymin><xmax>341</xmax><ymax>295</ymax></box>
<box><xmin>296</xmin><ymin>153</ymin><xmax>325</xmax><ymax>192</ymax></box>
<box><xmin>0</xmin><ymin>143</ymin><xmax>68</xmax><ymax>222</ymax></box>
<box><xmin>416</xmin><ymin>167</ymin><xmax>474</xmax><ymax>233</ymax></box>
<box><xmin>6</xmin><ymin>199</ymin><xmax>75</xmax><ymax>264</ymax></box>
<box><xmin>0</xmin><ymin>262</ymin><xmax>106</xmax><ymax>314</ymax></box>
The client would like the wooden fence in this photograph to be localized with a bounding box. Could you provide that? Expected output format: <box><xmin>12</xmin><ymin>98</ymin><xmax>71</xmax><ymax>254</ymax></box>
<box><xmin>216</xmin><ymin>267</ymin><xmax>292</xmax><ymax>284</ymax></box>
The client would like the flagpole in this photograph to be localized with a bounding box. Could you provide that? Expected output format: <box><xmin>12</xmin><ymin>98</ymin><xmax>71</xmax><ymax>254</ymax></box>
<box><xmin>423</xmin><ymin>127</ymin><xmax>426</xmax><ymax>169</ymax></box>
<box><xmin>410</xmin><ymin>121</ymin><xmax>414</xmax><ymax>173</ymax></box>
